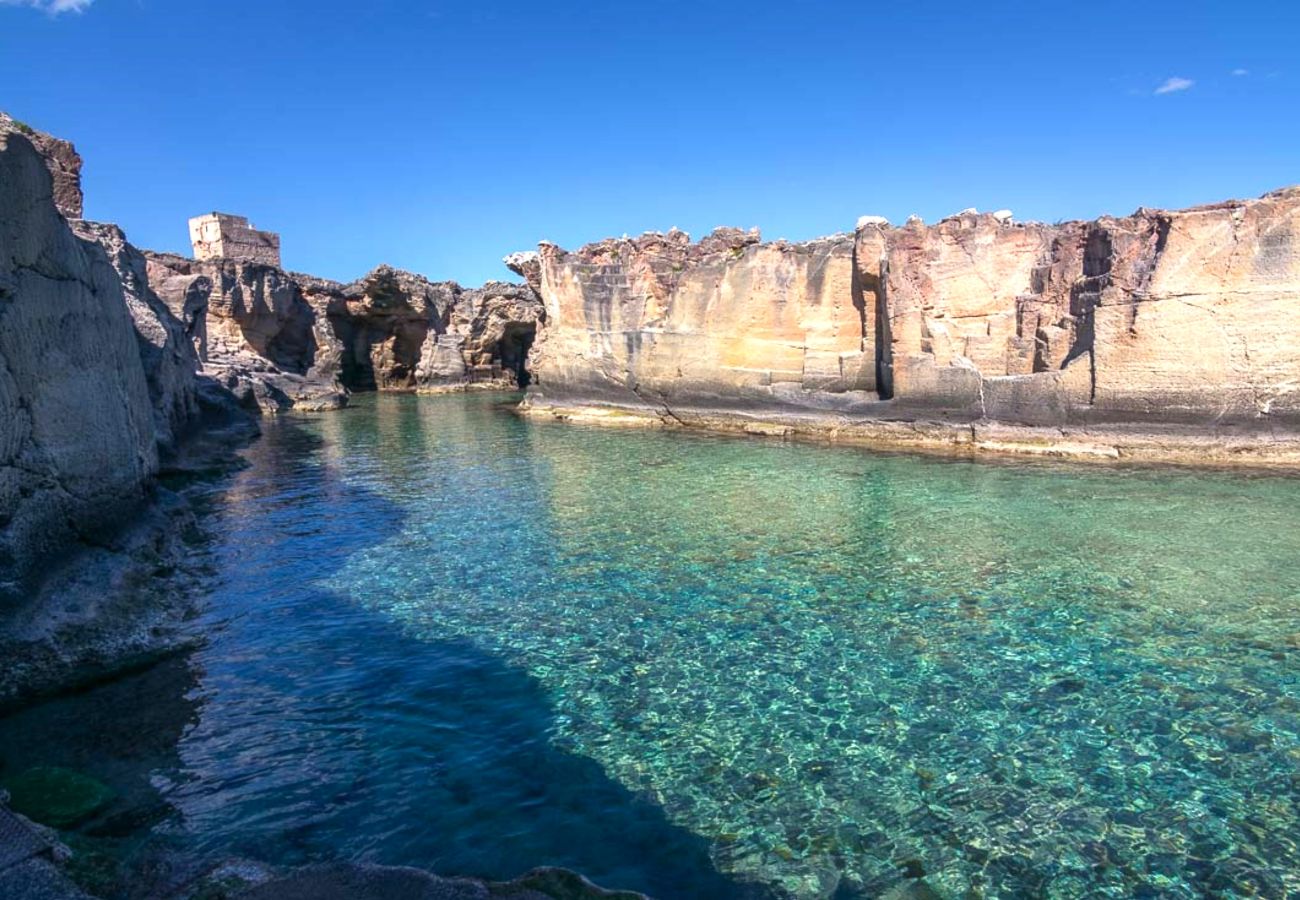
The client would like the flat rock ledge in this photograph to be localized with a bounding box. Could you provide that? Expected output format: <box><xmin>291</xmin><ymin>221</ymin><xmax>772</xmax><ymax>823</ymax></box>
<box><xmin>518</xmin><ymin>398</ymin><xmax>1300</xmax><ymax>468</ymax></box>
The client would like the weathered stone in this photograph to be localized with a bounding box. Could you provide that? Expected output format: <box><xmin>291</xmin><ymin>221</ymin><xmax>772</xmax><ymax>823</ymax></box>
<box><xmin>188</xmin><ymin>212</ymin><xmax>281</xmax><ymax>267</ymax></box>
<box><xmin>337</xmin><ymin>265</ymin><xmax>543</xmax><ymax>393</ymax></box>
<box><xmin>509</xmin><ymin>228</ymin><xmax>871</xmax><ymax>415</ymax></box>
<box><xmin>143</xmin><ymin>252</ymin><xmax>348</xmax><ymax>414</ymax></box>
<box><xmin>514</xmin><ymin>186</ymin><xmax>1300</xmax><ymax>462</ymax></box>
<box><xmin>71</xmin><ymin>221</ymin><xmax>201</xmax><ymax>455</ymax></box>
<box><xmin>0</xmin><ymin>115</ymin><xmax>255</xmax><ymax>709</ymax></box>
<box><xmin>0</xmin><ymin>122</ymin><xmax>157</xmax><ymax>601</ymax></box>
<box><xmin>0</xmin><ymin>112</ymin><xmax>82</xmax><ymax>219</ymax></box>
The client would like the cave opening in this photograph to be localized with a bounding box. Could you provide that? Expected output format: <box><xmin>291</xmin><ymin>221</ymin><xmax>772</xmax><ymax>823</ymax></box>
<box><xmin>499</xmin><ymin>322</ymin><xmax>537</xmax><ymax>388</ymax></box>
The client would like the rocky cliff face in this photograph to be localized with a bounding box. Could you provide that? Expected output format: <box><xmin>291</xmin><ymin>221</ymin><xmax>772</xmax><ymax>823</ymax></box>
<box><xmin>0</xmin><ymin>126</ymin><xmax>158</xmax><ymax>601</ymax></box>
<box><xmin>511</xmin><ymin>188</ymin><xmax>1300</xmax><ymax>460</ymax></box>
<box><xmin>71</xmin><ymin>221</ymin><xmax>202</xmax><ymax>454</ymax></box>
<box><xmin>144</xmin><ymin>252</ymin><xmax>349</xmax><ymax>413</ymax></box>
<box><xmin>0</xmin><ymin>117</ymin><xmax>258</xmax><ymax>709</ymax></box>
<box><xmin>0</xmin><ymin>112</ymin><xmax>82</xmax><ymax>219</ymax></box>
<box><xmin>854</xmin><ymin>188</ymin><xmax>1300</xmax><ymax>429</ymax></box>
<box><xmin>140</xmin><ymin>258</ymin><xmax>544</xmax><ymax>410</ymax></box>
<box><xmin>511</xmin><ymin>228</ymin><xmax>870</xmax><ymax>415</ymax></box>
<box><xmin>335</xmin><ymin>265</ymin><xmax>543</xmax><ymax>392</ymax></box>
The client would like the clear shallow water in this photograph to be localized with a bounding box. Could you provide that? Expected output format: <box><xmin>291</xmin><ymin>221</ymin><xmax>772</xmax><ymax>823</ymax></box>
<box><xmin>3</xmin><ymin>393</ymin><xmax>1300</xmax><ymax>898</ymax></box>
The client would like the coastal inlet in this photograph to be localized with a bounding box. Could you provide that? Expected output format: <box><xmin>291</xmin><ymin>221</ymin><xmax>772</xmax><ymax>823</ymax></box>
<box><xmin>3</xmin><ymin>393</ymin><xmax>1300</xmax><ymax>899</ymax></box>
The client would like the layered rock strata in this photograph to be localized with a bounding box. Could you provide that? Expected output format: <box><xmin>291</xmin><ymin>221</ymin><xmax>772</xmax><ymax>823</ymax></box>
<box><xmin>510</xmin><ymin>188</ymin><xmax>1300</xmax><ymax>464</ymax></box>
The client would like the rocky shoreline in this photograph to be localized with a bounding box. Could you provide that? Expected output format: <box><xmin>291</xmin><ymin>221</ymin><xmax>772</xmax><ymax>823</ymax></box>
<box><xmin>507</xmin><ymin>188</ymin><xmax>1300</xmax><ymax>466</ymax></box>
<box><xmin>3</xmin><ymin>106</ymin><xmax>1299</xmax><ymax>708</ymax></box>
<box><xmin>0</xmin><ymin>111</ymin><xmax>547</xmax><ymax>709</ymax></box>
<box><xmin>3</xmin><ymin>106</ymin><xmax>1300</xmax><ymax>899</ymax></box>
<box><xmin>518</xmin><ymin>400</ymin><xmax>1300</xmax><ymax>468</ymax></box>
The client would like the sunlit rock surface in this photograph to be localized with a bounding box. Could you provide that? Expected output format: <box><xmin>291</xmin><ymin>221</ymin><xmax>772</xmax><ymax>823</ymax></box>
<box><xmin>513</xmin><ymin>188</ymin><xmax>1300</xmax><ymax>462</ymax></box>
<box><xmin>142</xmin><ymin>252</ymin><xmax>349</xmax><ymax>414</ymax></box>
<box><xmin>0</xmin><ymin>111</ymin><xmax>82</xmax><ymax>219</ymax></box>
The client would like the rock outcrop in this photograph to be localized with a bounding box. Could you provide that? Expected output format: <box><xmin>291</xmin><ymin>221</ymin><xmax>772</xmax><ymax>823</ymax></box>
<box><xmin>143</xmin><ymin>252</ymin><xmax>349</xmax><ymax>414</ymax></box>
<box><xmin>334</xmin><ymin>265</ymin><xmax>543</xmax><ymax>392</ymax></box>
<box><xmin>0</xmin><ymin>116</ymin><xmax>255</xmax><ymax>709</ymax></box>
<box><xmin>512</xmin><ymin>227</ymin><xmax>867</xmax><ymax>414</ymax></box>
<box><xmin>138</xmin><ymin>257</ymin><xmax>544</xmax><ymax>411</ymax></box>
<box><xmin>0</xmin><ymin>112</ymin><xmax>82</xmax><ymax>219</ymax></box>
<box><xmin>0</xmin><ymin>124</ymin><xmax>159</xmax><ymax>602</ymax></box>
<box><xmin>510</xmin><ymin>188</ymin><xmax>1300</xmax><ymax>463</ymax></box>
<box><xmin>70</xmin><ymin>221</ymin><xmax>201</xmax><ymax>455</ymax></box>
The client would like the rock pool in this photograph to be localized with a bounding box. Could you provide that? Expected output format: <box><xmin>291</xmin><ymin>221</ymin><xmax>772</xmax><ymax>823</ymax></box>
<box><xmin>2</xmin><ymin>393</ymin><xmax>1299</xmax><ymax>898</ymax></box>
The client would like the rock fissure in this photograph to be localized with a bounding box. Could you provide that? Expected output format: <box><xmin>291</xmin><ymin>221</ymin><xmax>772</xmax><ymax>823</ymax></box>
<box><xmin>513</xmin><ymin>187</ymin><xmax>1300</xmax><ymax>448</ymax></box>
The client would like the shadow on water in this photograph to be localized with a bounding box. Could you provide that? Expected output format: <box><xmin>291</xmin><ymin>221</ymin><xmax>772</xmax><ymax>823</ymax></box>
<box><xmin>0</xmin><ymin>407</ymin><xmax>775</xmax><ymax>900</ymax></box>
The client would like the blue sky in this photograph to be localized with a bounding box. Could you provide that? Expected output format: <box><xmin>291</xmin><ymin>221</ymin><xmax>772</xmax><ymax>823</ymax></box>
<box><xmin>2</xmin><ymin>0</ymin><xmax>1296</xmax><ymax>285</ymax></box>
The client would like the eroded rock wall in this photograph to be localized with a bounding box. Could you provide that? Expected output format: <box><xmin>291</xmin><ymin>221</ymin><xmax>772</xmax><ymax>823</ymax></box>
<box><xmin>71</xmin><ymin>221</ymin><xmax>202</xmax><ymax>454</ymax></box>
<box><xmin>336</xmin><ymin>265</ymin><xmax>544</xmax><ymax>393</ymax></box>
<box><xmin>0</xmin><ymin>112</ymin><xmax>82</xmax><ymax>219</ymax></box>
<box><xmin>139</xmin><ymin>256</ymin><xmax>544</xmax><ymax>409</ymax></box>
<box><xmin>514</xmin><ymin>187</ymin><xmax>1300</xmax><ymax>441</ymax></box>
<box><xmin>0</xmin><ymin>117</ymin><xmax>260</xmax><ymax>708</ymax></box>
<box><xmin>143</xmin><ymin>252</ymin><xmax>349</xmax><ymax>413</ymax></box>
<box><xmin>0</xmin><ymin>126</ymin><xmax>159</xmax><ymax>600</ymax></box>
<box><xmin>513</xmin><ymin>228</ymin><xmax>875</xmax><ymax>417</ymax></box>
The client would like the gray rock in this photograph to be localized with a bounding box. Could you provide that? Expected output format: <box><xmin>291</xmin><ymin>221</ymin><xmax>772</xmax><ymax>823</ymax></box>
<box><xmin>0</xmin><ymin>120</ymin><xmax>157</xmax><ymax>603</ymax></box>
<box><xmin>0</xmin><ymin>112</ymin><xmax>82</xmax><ymax>219</ymax></box>
<box><xmin>71</xmin><ymin>220</ymin><xmax>201</xmax><ymax>456</ymax></box>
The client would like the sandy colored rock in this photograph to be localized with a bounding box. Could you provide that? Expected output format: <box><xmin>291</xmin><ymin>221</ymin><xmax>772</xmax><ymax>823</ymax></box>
<box><xmin>514</xmin><ymin>186</ymin><xmax>1300</xmax><ymax>461</ymax></box>
<box><xmin>338</xmin><ymin>265</ymin><xmax>543</xmax><ymax>392</ymax></box>
<box><xmin>144</xmin><ymin>252</ymin><xmax>349</xmax><ymax>414</ymax></box>
<box><xmin>511</xmin><ymin>227</ymin><xmax>871</xmax><ymax>416</ymax></box>
<box><xmin>189</xmin><ymin>212</ymin><xmax>281</xmax><ymax>267</ymax></box>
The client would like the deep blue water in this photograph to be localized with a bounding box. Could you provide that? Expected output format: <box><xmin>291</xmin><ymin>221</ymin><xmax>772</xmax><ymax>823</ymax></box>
<box><xmin>3</xmin><ymin>393</ymin><xmax>1300</xmax><ymax>898</ymax></box>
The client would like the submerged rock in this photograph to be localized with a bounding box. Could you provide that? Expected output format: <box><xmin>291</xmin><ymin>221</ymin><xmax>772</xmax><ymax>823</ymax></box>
<box><xmin>3</xmin><ymin>767</ymin><xmax>115</xmax><ymax>829</ymax></box>
<box><xmin>198</xmin><ymin>862</ymin><xmax>649</xmax><ymax>900</ymax></box>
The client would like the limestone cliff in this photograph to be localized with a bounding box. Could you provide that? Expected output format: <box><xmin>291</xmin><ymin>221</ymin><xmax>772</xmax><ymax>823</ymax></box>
<box><xmin>512</xmin><ymin>227</ymin><xmax>871</xmax><ymax>415</ymax></box>
<box><xmin>511</xmin><ymin>188</ymin><xmax>1300</xmax><ymax>462</ymax></box>
<box><xmin>336</xmin><ymin>265</ymin><xmax>543</xmax><ymax>392</ymax></box>
<box><xmin>0</xmin><ymin>126</ymin><xmax>158</xmax><ymax>601</ymax></box>
<box><xmin>71</xmin><ymin>221</ymin><xmax>202</xmax><ymax>454</ymax></box>
<box><xmin>144</xmin><ymin>252</ymin><xmax>349</xmax><ymax>413</ymax></box>
<box><xmin>140</xmin><ymin>257</ymin><xmax>544</xmax><ymax>410</ymax></box>
<box><xmin>0</xmin><ymin>117</ymin><xmax>257</xmax><ymax>709</ymax></box>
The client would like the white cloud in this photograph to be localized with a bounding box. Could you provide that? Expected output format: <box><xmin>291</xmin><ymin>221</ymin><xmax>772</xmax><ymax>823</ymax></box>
<box><xmin>1154</xmin><ymin>76</ymin><xmax>1195</xmax><ymax>95</ymax></box>
<box><xmin>1232</xmin><ymin>68</ymin><xmax>1250</xmax><ymax>76</ymax></box>
<box><xmin>0</xmin><ymin>0</ymin><xmax>93</xmax><ymax>13</ymax></box>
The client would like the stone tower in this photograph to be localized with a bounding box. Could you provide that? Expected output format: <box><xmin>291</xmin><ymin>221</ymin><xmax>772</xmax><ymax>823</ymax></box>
<box><xmin>188</xmin><ymin>212</ymin><xmax>281</xmax><ymax>266</ymax></box>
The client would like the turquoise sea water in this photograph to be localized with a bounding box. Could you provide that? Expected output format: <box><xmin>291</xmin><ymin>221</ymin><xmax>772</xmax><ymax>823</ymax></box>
<box><xmin>3</xmin><ymin>393</ymin><xmax>1300</xmax><ymax>898</ymax></box>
